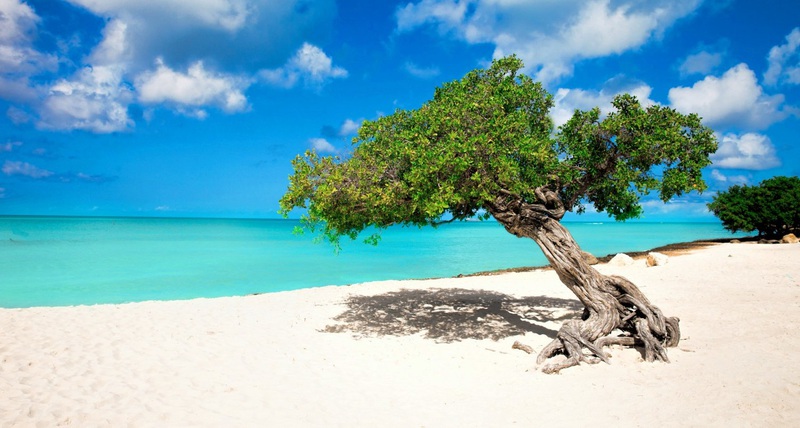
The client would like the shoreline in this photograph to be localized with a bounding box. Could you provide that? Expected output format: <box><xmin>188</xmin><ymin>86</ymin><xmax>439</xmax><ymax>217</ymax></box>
<box><xmin>435</xmin><ymin>235</ymin><xmax>746</xmax><ymax>278</ymax></box>
<box><xmin>2</xmin><ymin>242</ymin><xmax>799</xmax><ymax>426</ymax></box>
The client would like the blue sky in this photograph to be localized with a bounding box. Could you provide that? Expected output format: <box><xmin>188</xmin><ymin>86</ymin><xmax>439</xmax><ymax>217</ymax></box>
<box><xmin>0</xmin><ymin>0</ymin><xmax>798</xmax><ymax>221</ymax></box>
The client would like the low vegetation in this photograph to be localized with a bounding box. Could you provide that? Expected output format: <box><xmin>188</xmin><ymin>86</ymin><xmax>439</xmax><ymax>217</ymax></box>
<box><xmin>709</xmin><ymin>176</ymin><xmax>800</xmax><ymax>238</ymax></box>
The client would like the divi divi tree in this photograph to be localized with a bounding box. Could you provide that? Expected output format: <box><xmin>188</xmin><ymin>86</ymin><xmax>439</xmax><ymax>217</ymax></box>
<box><xmin>280</xmin><ymin>57</ymin><xmax>717</xmax><ymax>373</ymax></box>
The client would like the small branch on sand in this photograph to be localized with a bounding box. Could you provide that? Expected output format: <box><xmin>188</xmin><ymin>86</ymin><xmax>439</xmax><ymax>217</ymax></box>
<box><xmin>512</xmin><ymin>341</ymin><xmax>535</xmax><ymax>354</ymax></box>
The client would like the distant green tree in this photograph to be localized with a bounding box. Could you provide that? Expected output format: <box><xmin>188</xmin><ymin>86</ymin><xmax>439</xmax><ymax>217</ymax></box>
<box><xmin>280</xmin><ymin>56</ymin><xmax>717</xmax><ymax>373</ymax></box>
<box><xmin>708</xmin><ymin>176</ymin><xmax>800</xmax><ymax>237</ymax></box>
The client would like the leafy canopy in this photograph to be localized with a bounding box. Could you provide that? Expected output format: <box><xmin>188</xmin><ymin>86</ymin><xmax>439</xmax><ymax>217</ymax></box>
<box><xmin>708</xmin><ymin>176</ymin><xmax>800</xmax><ymax>237</ymax></box>
<box><xmin>280</xmin><ymin>56</ymin><xmax>717</xmax><ymax>244</ymax></box>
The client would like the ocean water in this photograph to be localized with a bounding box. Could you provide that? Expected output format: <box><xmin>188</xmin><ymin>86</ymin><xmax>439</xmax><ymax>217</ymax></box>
<box><xmin>1</xmin><ymin>216</ymin><xmax>743</xmax><ymax>308</ymax></box>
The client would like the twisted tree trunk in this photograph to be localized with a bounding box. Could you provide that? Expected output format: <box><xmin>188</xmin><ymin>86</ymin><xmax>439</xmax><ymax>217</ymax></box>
<box><xmin>487</xmin><ymin>188</ymin><xmax>680</xmax><ymax>373</ymax></box>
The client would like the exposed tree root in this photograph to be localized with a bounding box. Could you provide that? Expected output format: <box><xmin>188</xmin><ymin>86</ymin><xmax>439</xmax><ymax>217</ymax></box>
<box><xmin>535</xmin><ymin>278</ymin><xmax>681</xmax><ymax>373</ymax></box>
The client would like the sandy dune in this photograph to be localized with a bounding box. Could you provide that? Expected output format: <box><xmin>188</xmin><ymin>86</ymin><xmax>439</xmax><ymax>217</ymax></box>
<box><xmin>2</xmin><ymin>242</ymin><xmax>799</xmax><ymax>427</ymax></box>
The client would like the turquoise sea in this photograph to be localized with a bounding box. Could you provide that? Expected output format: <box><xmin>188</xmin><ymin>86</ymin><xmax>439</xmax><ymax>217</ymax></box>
<box><xmin>1</xmin><ymin>216</ymin><xmax>744</xmax><ymax>308</ymax></box>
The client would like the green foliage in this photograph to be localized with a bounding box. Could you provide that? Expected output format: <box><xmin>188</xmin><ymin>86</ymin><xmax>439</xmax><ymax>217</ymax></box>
<box><xmin>557</xmin><ymin>94</ymin><xmax>716</xmax><ymax>220</ymax></box>
<box><xmin>280</xmin><ymin>56</ymin><xmax>717</xmax><ymax>245</ymax></box>
<box><xmin>708</xmin><ymin>176</ymin><xmax>800</xmax><ymax>237</ymax></box>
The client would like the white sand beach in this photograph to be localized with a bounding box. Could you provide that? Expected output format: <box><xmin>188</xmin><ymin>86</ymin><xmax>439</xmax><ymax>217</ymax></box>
<box><xmin>2</xmin><ymin>242</ymin><xmax>800</xmax><ymax>427</ymax></box>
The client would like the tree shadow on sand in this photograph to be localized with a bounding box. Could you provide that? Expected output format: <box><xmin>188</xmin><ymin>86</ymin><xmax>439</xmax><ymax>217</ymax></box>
<box><xmin>324</xmin><ymin>288</ymin><xmax>583</xmax><ymax>343</ymax></box>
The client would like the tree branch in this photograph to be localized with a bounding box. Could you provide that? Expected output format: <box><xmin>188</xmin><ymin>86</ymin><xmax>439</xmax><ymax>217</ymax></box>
<box><xmin>431</xmin><ymin>217</ymin><xmax>459</xmax><ymax>226</ymax></box>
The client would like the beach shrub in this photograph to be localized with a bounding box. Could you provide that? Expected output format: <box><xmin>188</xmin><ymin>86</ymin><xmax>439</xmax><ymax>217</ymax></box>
<box><xmin>280</xmin><ymin>56</ymin><xmax>716</xmax><ymax>373</ymax></box>
<box><xmin>708</xmin><ymin>176</ymin><xmax>800</xmax><ymax>237</ymax></box>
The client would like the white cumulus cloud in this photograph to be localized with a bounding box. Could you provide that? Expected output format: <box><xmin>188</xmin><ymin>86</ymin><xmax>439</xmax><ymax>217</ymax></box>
<box><xmin>87</xmin><ymin>19</ymin><xmax>131</xmax><ymax>66</ymax></box>
<box><xmin>2</xmin><ymin>160</ymin><xmax>54</xmax><ymax>178</ymax></box>
<box><xmin>0</xmin><ymin>0</ymin><xmax>57</xmax><ymax>74</ymax></box>
<box><xmin>309</xmin><ymin>137</ymin><xmax>337</xmax><ymax>154</ymax></box>
<box><xmin>551</xmin><ymin>80</ymin><xmax>656</xmax><ymax>128</ymax></box>
<box><xmin>0</xmin><ymin>0</ymin><xmax>56</xmax><ymax>105</ymax></box>
<box><xmin>38</xmin><ymin>65</ymin><xmax>134</xmax><ymax>133</ymax></box>
<box><xmin>339</xmin><ymin>118</ymin><xmax>362</xmax><ymax>136</ymax></box>
<box><xmin>64</xmin><ymin>0</ymin><xmax>336</xmax><ymax>73</ymax></box>
<box><xmin>37</xmin><ymin>19</ymin><xmax>134</xmax><ymax>133</ymax></box>
<box><xmin>764</xmin><ymin>27</ymin><xmax>800</xmax><ymax>86</ymax></box>
<box><xmin>0</xmin><ymin>0</ymin><xmax>339</xmax><ymax>132</ymax></box>
<box><xmin>396</xmin><ymin>0</ymin><xmax>470</xmax><ymax>34</ymax></box>
<box><xmin>136</xmin><ymin>59</ymin><xmax>249</xmax><ymax>116</ymax></box>
<box><xmin>668</xmin><ymin>63</ymin><xmax>788</xmax><ymax>130</ymax></box>
<box><xmin>0</xmin><ymin>15</ymin><xmax>134</xmax><ymax>132</ymax></box>
<box><xmin>70</xmin><ymin>0</ymin><xmax>251</xmax><ymax>32</ymax></box>
<box><xmin>710</xmin><ymin>132</ymin><xmax>781</xmax><ymax>170</ymax></box>
<box><xmin>260</xmin><ymin>43</ymin><xmax>347</xmax><ymax>88</ymax></box>
<box><xmin>396</xmin><ymin>0</ymin><xmax>702</xmax><ymax>84</ymax></box>
<box><xmin>710</xmin><ymin>169</ymin><xmax>748</xmax><ymax>185</ymax></box>
<box><xmin>639</xmin><ymin>199</ymin><xmax>712</xmax><ymax>218</ymax></box>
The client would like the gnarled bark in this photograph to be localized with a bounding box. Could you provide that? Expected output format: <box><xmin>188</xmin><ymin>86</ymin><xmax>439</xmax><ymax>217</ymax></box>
<box><xmin>487</xmin><ymin>188</ymin><xmax>680</xmax><ymax>373</ymax></box>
